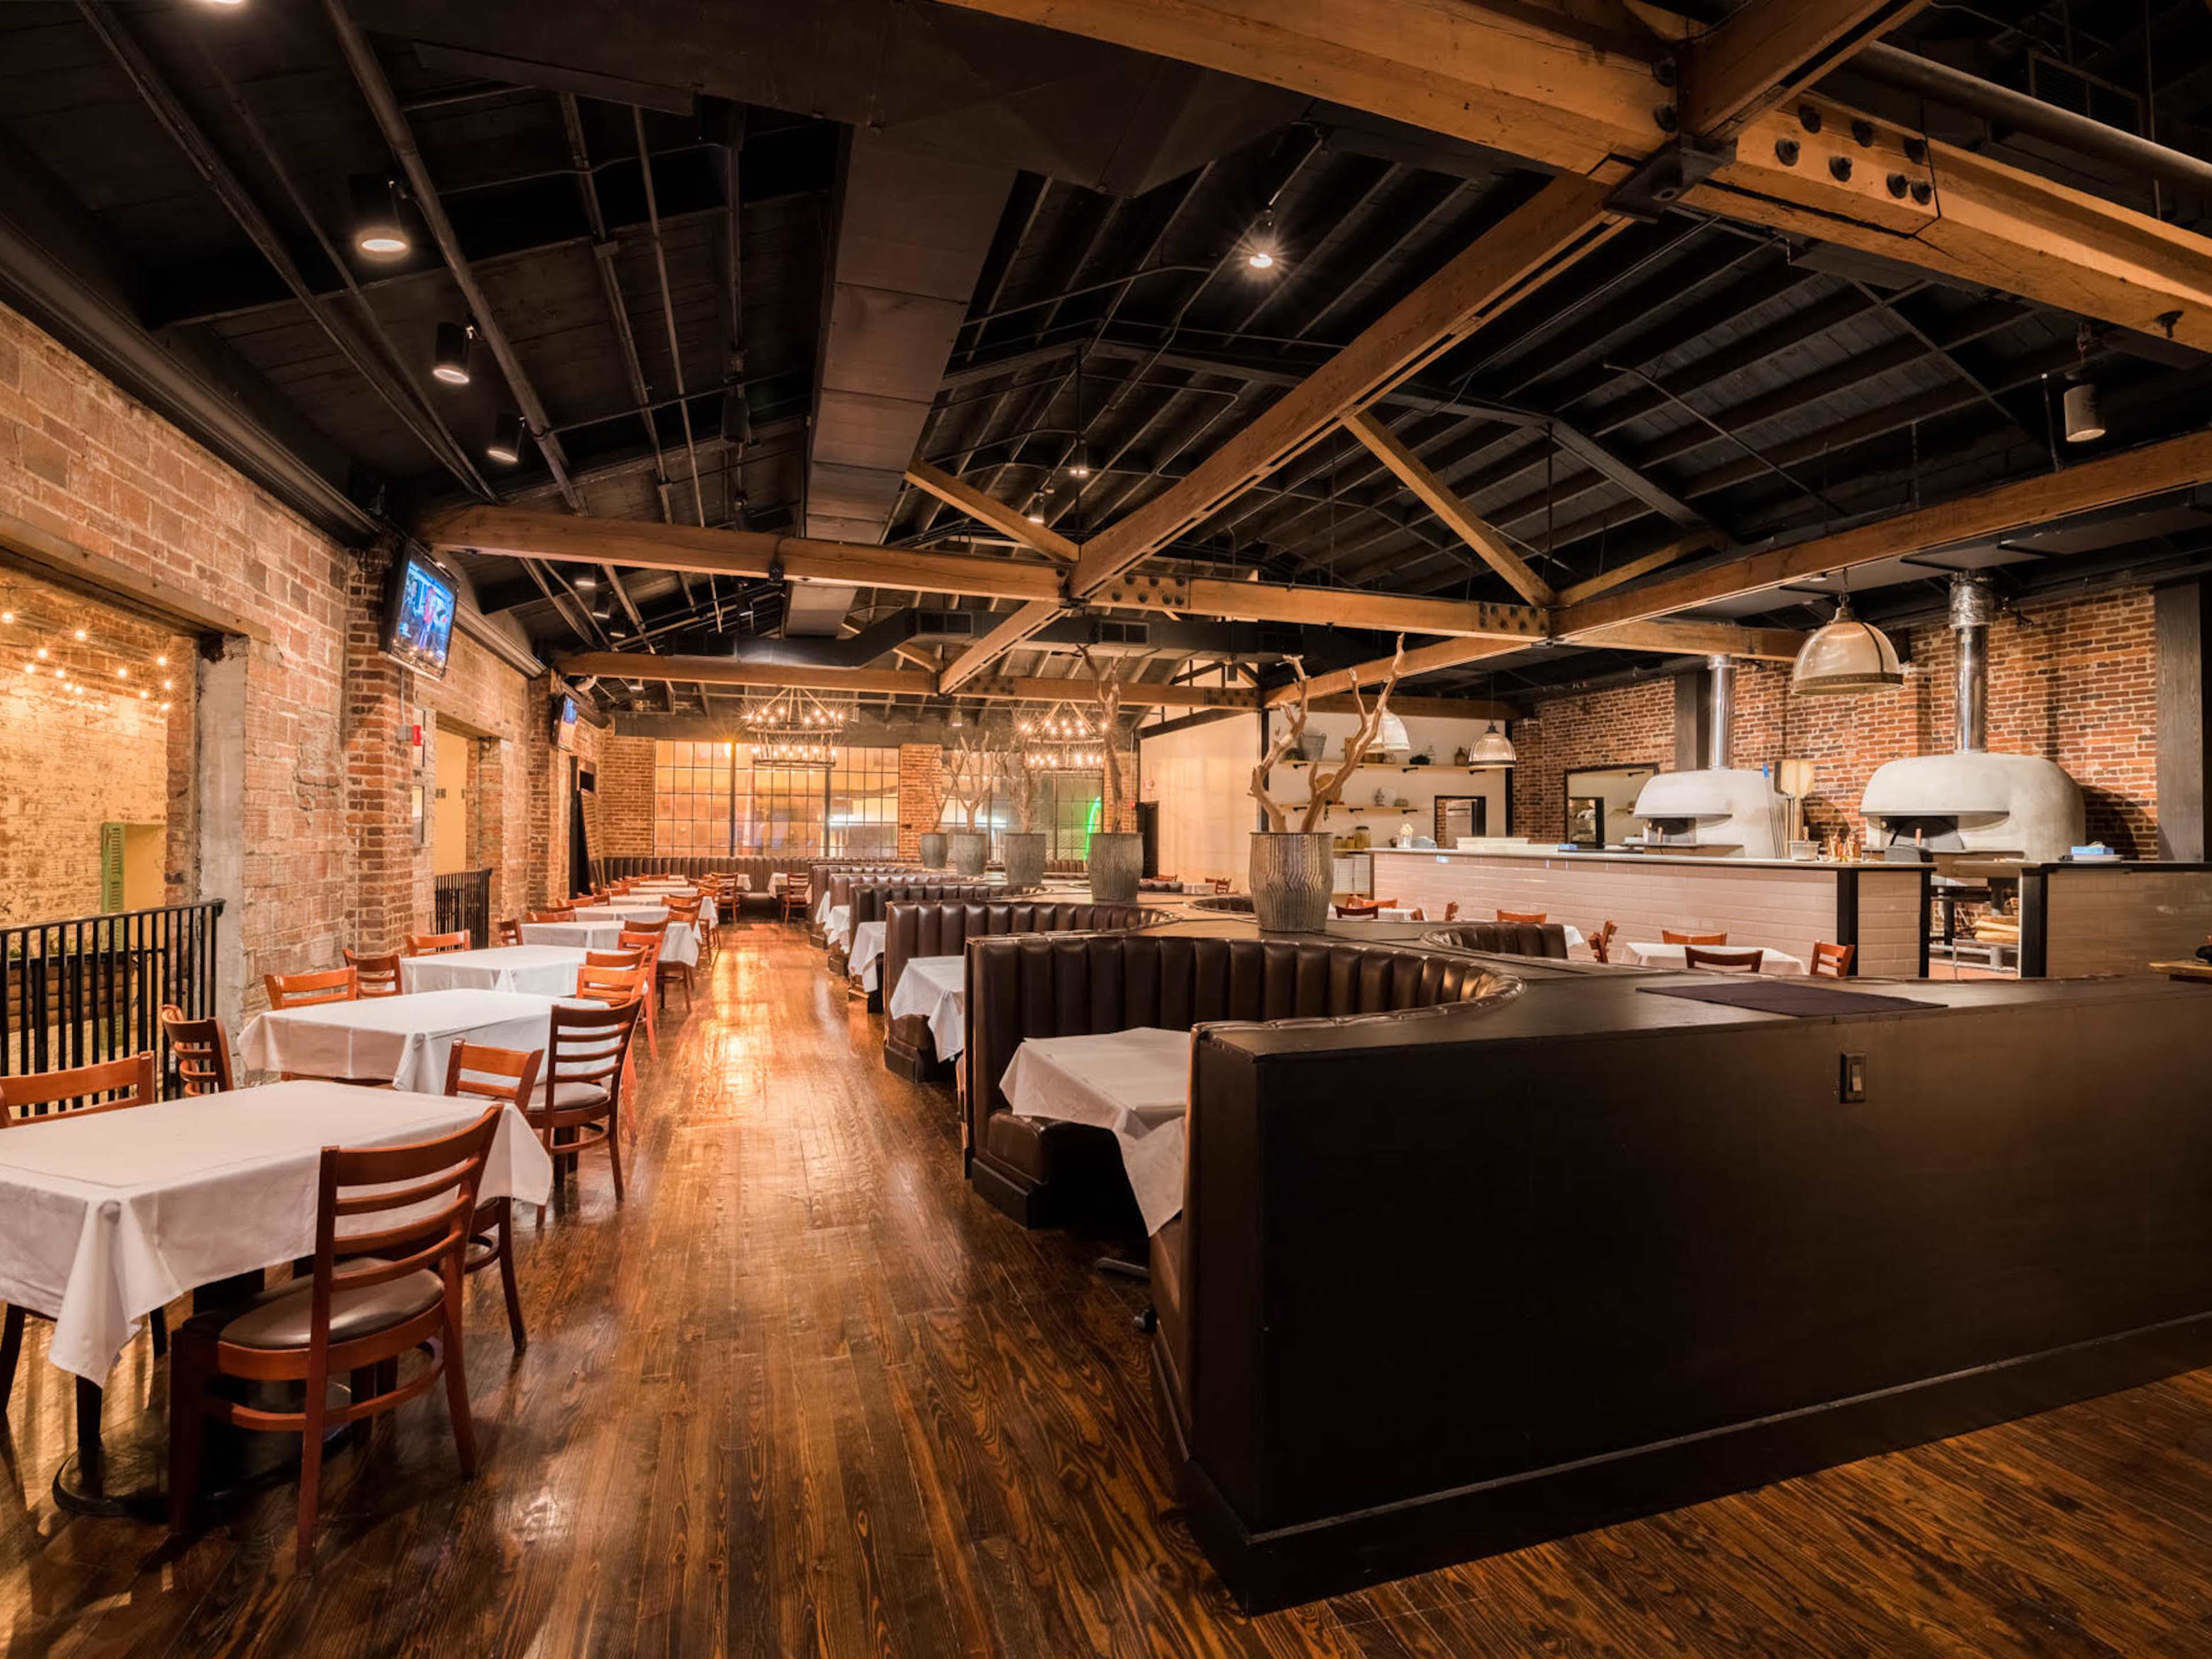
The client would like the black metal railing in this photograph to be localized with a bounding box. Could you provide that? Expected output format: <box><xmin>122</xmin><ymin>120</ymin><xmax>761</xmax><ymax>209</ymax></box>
<box><xmin>434</xmin><ymin>869</ymin><xmax>492</xmax><ymax>948</ymax></box>
<box><xmin>2</xmin><ymin>900</ymin><xmax>224</xmax><ymax>1095</ymax></box>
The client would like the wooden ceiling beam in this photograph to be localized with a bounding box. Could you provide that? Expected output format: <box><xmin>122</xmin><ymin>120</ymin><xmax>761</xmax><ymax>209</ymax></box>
<box><xmin>903</xmin><ymin>461</ymin><xmax>1079</xmax><ymax>562</ymax></box>
<box><xmin>1551</xmin><ymin>535</ymin><xmax>1710</xmax><ymax>605</ymax></box>
<box><xmin>553</xmin><ymin>651</ymin><xmax>1264</xmax><ymax>709</ymax></box>
<box><xmin>420</xmin><ymin>504</ymin><xmax>1066</xmax><ymax>604</ymax></box>
<box><xmin>1341</xmin><ymin>409</ymin><xmax>1557</xmax><ymax>605</ymax></box>
<box><xmin>1558</xmin><ymin>427</ymin><xmax>2212</xmax><ymax>635</ymax></box>
<box><xmin>935</xmin><ymin>0</ymin><xmax>2212</xmax><ymax>350</ymax></box>
<box><xmin>1680</xmin><ymin>0</ymin><xmax>1930</xmax><ymax>142</ymax></box>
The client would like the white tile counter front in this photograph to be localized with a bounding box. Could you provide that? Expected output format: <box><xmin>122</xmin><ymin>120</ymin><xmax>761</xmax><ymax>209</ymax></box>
<box><xmin>1369</xmin><ymin>849</ymin><xmax>1926</xmax><ymax>976</ymax></box>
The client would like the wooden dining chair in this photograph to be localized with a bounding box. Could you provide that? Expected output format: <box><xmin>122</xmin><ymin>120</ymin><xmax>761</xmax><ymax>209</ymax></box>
<box><xmin>161</xmin><ymin>1003</ymin><xmax>235</xmax><ymax>1096</ymax></box>
<box><xmin>1588</xmin><ymin>921</ymin><xmax>1620</xmax><ymax>964</ymax></box>
<box><xmin>1497</xmin><ymin>909</ymin><xmax>1547</xmax><ymax>925</ymax></box>
<box><xmin>264</xmin><ymin>967</ymin><xmax>359</xmax><ymax>1009</ymax></box>
<box><xmin>167</xmin><ymin>1105</ymin><xmax>502</xmax><ymax>1565</ymax></box>
<box><xmin>1334</xmin><ymin>897</ymin><xmax>1395</xmax><ymax>919</ymax></box>
<box><xmin>529</xmin><ymin>1001</ymin><xmax>643</xmax><ymax>1204</ymax></box>
<box><xmin>1810</xmin><ymin>941</ymin><xmax>1856</xmax><ymax>978</ymax></box>
<box><xmin>527</xmin><ymin>908</ymin><xmax>575</xmax><ymax>925</ymax></box>
<box><xmin>665</xmin><ymin>895</ymin><xmax>713</xmax><ymax>972</ymax></box>
<box><xmin>780</xmin><ymin>872</ymin><xmax>811</xmax><ymax>924</ymax></box>
<box><xmin>1442</xmin><ymin>902</ymin><xmax>1460</xmax><ymax>922</ymax></box>
<box><xmin>344</xmin><ymin>949</ymin><xmax>403</xmax><ymax>997</ymax></box>
<box><xmin>1684</xmin><ymin>945</ymin><xmax>1765</xmax><ymax>973</ymax></box>
<box><xmin>585</xmin><ymin>949</ymin><xmax>657</xmax><ymax>1055</ymax></box>
<box><xmin>1</xmin><ymin>1054</ymin><xmax>167</xmax><ymax>1436</ymax></box>
<box><xmin>495</xmin><ymin>918</ymin><xmax>522</xmax><ymax>947</ymax></box>
<box><xmin>440</xmin><ymin>1044</ymin><xmax>540</xmax><ymax>1349</ymax></box>
<box><xmin>1663</xmin><ymin>929</ymin><xmax>1728</xmax><ymax>946</ymax></box>
<box><xmin>404</xmin><ymin>931</ymin><xmax>469</xmax><ymax>957</ymax></box>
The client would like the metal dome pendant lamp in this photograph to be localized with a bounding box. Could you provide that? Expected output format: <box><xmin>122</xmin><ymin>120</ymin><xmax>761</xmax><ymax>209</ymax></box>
<box><xmin>1792</xmin><ymin>592</ymin><xmax>1904</xmax><ymax>695</ymax></box>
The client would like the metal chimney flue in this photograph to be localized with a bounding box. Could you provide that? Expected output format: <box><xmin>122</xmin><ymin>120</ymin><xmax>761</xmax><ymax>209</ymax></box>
<box><xmin>1706</xmin><ymin>653</ymin><xmax>1734</xmax><ymax>770</ymax></box>
<box><xmin>1950</xmin><ymin>574</ymin><xmax>1993</xmax><ymax>753</ymax></box>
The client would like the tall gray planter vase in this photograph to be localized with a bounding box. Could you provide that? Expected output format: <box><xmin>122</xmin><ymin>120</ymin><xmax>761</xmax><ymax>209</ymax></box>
<box><xmin>918</xmin><ymin>831</ymin><xmax>949</xmax><ymax>869</ymax></box>
<box><xmin>1088</xmin><ymin>831</ymin><xmax>1142</xmax><ymax>903</ymax></box>
<box><xmin>947</xmin><ymin>830</ymin><xmax>989</xmax><ymax>877</ymax></box>
<box><xmin>1001</xmin><ymin>831</ymin><xmax>1047</xmax><ymax>892</ymax></box>
<box><xmin>1249</xmin><ymin>831</ymin><xmax>1335</xmax><ymax>931</ymax></box>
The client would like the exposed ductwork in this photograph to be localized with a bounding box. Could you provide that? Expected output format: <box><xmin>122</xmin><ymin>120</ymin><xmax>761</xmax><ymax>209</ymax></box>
<box><xmin>1706</xmin><ymin>653</ymin><xmax>1734</xmax><ymax>771</ymax></box>
<box><xmin>1950</xmin><ymin>573</ymin><xmax>1993</xmax><ymax>753</ymax></box>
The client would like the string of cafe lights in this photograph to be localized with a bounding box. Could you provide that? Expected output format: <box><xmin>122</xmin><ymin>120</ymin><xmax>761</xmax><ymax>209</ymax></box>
<box><xmin>3</xmin><ymin>607</ymin><xmax>176</xmax><ymax>711</ymax></box>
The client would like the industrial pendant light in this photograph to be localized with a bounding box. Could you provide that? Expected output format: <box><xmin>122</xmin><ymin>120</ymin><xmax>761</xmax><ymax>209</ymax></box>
<box><xmin>486</xmin><ymin>412</ymin><xmax>525</xmax><ymax>465</ymax></box>
<box><xmin>1791</xmin><ymin>593</ymin><xmax>1904</xmax><ymax>695</ymax></box>
<box><xmin>2063</xmin><ymin>321</ymin><xmax>2104</xmax><ymax>444</ymax></box>
<box><xmin>433</xmin><ymin>321</ymin><xmax>475</xmax><ymax>386</ymax></box>
<box><xmin>348</xmin><ymin>175</ymin><xmax>410</xmax><ymax>259</ymax></box>
<box><xmin>1374</xmin><ymin>709</ymin><xmax>1410</xmax><ymax>755</ymax></box>
<box><xmin>1469</xmin><ymin>719</ymin><xmax>1515</xmax><ymax>765</ymax></box>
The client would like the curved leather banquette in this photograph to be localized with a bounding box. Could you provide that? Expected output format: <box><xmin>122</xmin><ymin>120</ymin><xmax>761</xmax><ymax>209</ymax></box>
<box><xmin>1418</xmin><ymin>921</ymin><xmax>1570</xmax><ymax>959</ymax></box>
<box><xmin>878</xmin><ymin>900</ymin><xmax>1165</xmax><ymax>1077</ymax></box>
<box><xmin>964</xmin><ymin>933</ymin><xmax>1518</xmax><ymax>1226</ymax></box>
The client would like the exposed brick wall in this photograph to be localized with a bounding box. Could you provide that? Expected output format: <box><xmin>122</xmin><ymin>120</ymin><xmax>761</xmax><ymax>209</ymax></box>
<box><xmin>596</xmin><ymin>733</ymin><xmax>655</xmax><ymax>855</ymax></box>
<box><xmin>1508</xmin><ymin>677</ymin><xmax>1675</xmax><ymax>843</ymax></box>
<box><xmin>0</xmin><ymin>567</ymin><xmax>190</xmax><ymax>925</ymax></box>
<box><xmin>0</xmin><ymin>300</ymin><xmax>566</xmax><ymax>1001</ymax></box>
<box><xmin>1512</xmin><ymin>587</ymin><xmax>2161</xmax><ymax>855</ymax></box>
<box><xmin>897</xmin><ymin>743</ymin><xmax>944</xmax><ymax>858</ymax></box>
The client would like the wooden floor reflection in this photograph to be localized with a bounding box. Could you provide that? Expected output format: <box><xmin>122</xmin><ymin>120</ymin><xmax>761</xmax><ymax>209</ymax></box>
<box><xmin>6</xmin><ymin>923</ymin><xmax>2212</xmax><ymax>1656</ymax></box>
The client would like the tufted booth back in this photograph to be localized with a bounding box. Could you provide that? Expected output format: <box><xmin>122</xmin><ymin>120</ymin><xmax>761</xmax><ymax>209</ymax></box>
<box><xmin>816</xmin><ymin>864</ymin><xmax>924</xmax><ymax>915</ymax></box>
<box><xmin>1419</xmin><ymin>921</ymin><xmax>1571</xmax><ymax>959</ymax></box>
<box><xmin>880</xmin><ymin>900</ymin><xmax>1164</xmax><ymax>1008</ymax></box>
<box><xmin>964</xmin><ymin>933</ymin><xmax>1516</xmax><ymax>1226</ymax></box>
<box><xmin>844</xmin><ymin>881</ymin><xmax>1002</xmax><ymax>929</ymax></box>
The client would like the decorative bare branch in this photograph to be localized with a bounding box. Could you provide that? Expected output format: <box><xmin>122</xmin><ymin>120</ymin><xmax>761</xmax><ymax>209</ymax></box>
<box><xmin>1250</xmin><ymin>657</ymin><xmax>1310</xmax><ymax>832</ymax></box>
<box><xmin>1251</xmin><ymin>637</ymin><xmax>1407</xmax><ymax>834</ymax></box>
<box><xmin>942</xmin><ymin>729</ymin><xmax>994</xmax><ymax>831</ymax></box>
<box><xmin>996</xmin><ymin>726</ymin><xmax>1042</xmax><ymax>834</ymax></box>
<box><xmin>1077</xmin><ymin>645</ymin><xmax>1130</xmax><ymax>834</ymax></box>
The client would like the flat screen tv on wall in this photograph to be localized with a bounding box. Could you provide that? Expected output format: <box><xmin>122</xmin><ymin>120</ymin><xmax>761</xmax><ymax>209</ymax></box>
<box><xmin>381</xmin><ymin>551</ymin><xmax>458</xmax><ymax>677</ymax></box>
<box><xmin>552</xmin><ymin>692</ymin><xmax>579</xmax><ymax>752</ymax></box>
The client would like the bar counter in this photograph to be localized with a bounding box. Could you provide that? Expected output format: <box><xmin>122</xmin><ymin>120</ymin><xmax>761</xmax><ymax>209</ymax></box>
<box><xmin>1369</xmin><ymin>847</ymin><xmax>1929</xmax><ymax>975</ymax></box>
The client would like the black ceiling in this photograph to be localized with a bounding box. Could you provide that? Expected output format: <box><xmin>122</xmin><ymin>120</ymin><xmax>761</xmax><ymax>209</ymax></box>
<box><xmin>3</xmin><ymin>0</ymin><xmax>2211</xmax><ymax>710</ymax></box>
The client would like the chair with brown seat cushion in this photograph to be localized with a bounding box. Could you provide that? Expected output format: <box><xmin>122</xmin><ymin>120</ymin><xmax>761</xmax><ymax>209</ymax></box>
<box><xmin>528</xmin><ymin>1000</ymin><xmax>642</xmax><ymax>1203</ymax></box>
<box><xmin>264</xmin><ymin>967</ymin><xmax>358</xmax><ymax>1009</ymax></box>
<box><xmin>1418</xmin><ymin>921</ymin><xmax>1571</xmax><ymax>960</ymax></box>
<box><xmin>964</xmin><ymin>934</ymin><xmax>1520</xmax><ymax>1227</ymax></box>
<box><xmin>404</xmin><ymin>931</ymin><xmax>469</xmax><ymax>957</ymax></box>
<box><xmin>161</xmin><ymin>1004</ymin><xmax>235</xmax><ymax>1096</ymax></box>
<box><xmin>168</xmin><ymin>1105</ymin><xmax>502</xmax><ymax>1564</ymax></box>
<box><xmin>439</xmin><ymin>1044</ymin><xmax>541</xmax><ymax>1348</ymax></box>
<box><xmin>344</xmin><ymin>949</ymin><xmax>402</xmax><ymax>997</ymax></box>
<box><xmin>1663</xmin><ymin>929</ymin><xmax>1727</xmax><ymax>946</ymax></box>
<box><xmin>1810</xmin><ymin>941</ymin><xmax>1856</xmax><ymax>978</ymax></box>
<box><xmin>1684</xmin><ymin>945</ymin><xmax>1764</xmax><ymax>972</ymax></box>
<box><xmin>0</xmin><ymin>1056</ymin><xmax>165</xmax><ymax>1469</ymax></box>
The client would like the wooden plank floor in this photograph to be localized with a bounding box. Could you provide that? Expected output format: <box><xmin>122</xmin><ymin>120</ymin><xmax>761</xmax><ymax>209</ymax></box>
<box><xmin>6</xmin><ymin>921</ymin><xmax>2212</xmax><ymax>1655</ymax></box>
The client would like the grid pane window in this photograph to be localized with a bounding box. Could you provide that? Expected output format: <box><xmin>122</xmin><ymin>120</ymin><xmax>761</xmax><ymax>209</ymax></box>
<box><xmin>653</xmin><ymin>740</ymin><xmax>734</xmax><ymax>855</ymax></box>
<box><xmin>654</xmin><ymin>739</ymin><xmax>903</xmax><ymax>858</ymax></box>
<box><xmin>828</xmin><ymin>747</ymin><xmax>900</xmax><ymax>859</ymax></box>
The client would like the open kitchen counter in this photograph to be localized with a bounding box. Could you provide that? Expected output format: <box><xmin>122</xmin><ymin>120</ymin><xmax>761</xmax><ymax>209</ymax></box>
<box><xmin>1371</xmin><ymin>847</ymin><xmax>1930</xmax><ymax>976</ymax></box>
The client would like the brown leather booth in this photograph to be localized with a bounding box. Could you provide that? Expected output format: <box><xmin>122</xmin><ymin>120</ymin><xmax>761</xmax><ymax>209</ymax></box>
<box><xmin>592</xmin><ymin>854</ymin><xmax>808</xmax><ymax>913</ymax></box>
<box><xmin>1418</xmin><ymin>919</ymin><xmax>1571</xmax><ymax>958</ymax></box>
<box><xmin>1149</xmin><ymin>972</ymin><xmax>2212</xmax><ymax>1611</ymax></box>
<box><xmin>878</xmin><ymin>900</ymin><xmax>1163</xmax><ymax>1077</ymax></box>
<box><xmin>828</xmin><ymin>881</ymin><xmax>1001</xmax><ymax>973</ymax></box>
<box><xmin>964</xmin><ymin>933</ymin><xmax>1514</xmax><ymax>1227</ymax></box>
<box><xmin>809</xmin><ymin>863</ymin><xmax>921</xmax><ymax>943</ymax></box>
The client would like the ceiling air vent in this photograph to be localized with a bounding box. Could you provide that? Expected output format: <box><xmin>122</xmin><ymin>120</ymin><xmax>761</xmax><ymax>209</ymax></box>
<box><xmin>913</xmin><ymin>612</ymin><xmax>976</xmax><ymax>638</ymax></box>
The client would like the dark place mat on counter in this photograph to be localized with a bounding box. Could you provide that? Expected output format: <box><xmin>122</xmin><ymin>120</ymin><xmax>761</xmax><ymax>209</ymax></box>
<box><xmin>1638</xmin><ymin>980</ymin><xmax>1941</xmax><ymax>1017</ymax></box>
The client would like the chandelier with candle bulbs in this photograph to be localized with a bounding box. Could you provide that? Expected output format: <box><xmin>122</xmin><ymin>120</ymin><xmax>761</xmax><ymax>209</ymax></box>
<box><xmin>1016</xmin><ymin>702</ymin><xmax>1103</xmax><ymax>770</ymax></box>
<box><xmin>741</xmin><ymin>688</ymin><xmax>847</xmax><ymax>768</ymax></box>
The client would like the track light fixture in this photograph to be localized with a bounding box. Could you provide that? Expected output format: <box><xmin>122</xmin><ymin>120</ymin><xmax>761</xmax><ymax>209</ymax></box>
<box><xmin>348</xmin><ymin>175</ymin><xmax>410</xmax><ymax>259</ymax></box>
<box><xmin>433</xmin><ymin>321</ymin><xmax>475</xmax><ymax>386</ymax></box>
<box><xmin>486</xmin><ymin>411</ymin><xmax>525</xmax><ymax>464</ymax></box>
<box><xmin>1246</xmin><ymin>210</ymin><xmax>1279</xmax><ymax>271</ymax></box>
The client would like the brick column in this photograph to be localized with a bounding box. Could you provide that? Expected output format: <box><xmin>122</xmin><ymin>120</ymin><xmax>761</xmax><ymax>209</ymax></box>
<box><xmin>343</xmin><ymin>544</ymin><xmax>417</xmax><ymax>951</ymax></box>
<box><xmin>897</xmin><ymin>743</ymin><xmax>944</xmax><ymax>858</ymax></box>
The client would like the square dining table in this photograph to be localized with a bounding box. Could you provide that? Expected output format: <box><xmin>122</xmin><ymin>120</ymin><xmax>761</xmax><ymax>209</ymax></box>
<box><xmin>520</xmin><ymin>919</ymin><xmax>700</xmax><ymax>964</ymax></box>
<box><xmin>238</xmin><ymin>987</ymin><xmax>568</xmax><ymax>1092</ymax></box>
<box><xmin>886</xmin><ymin>956</ymin><xmax>966</xmax><ymax>1062</ymax></box>
<box><xmin>1000</xmin><ymin>1027</ymin><xmax>1193</xmax><ymax>1236</ymax></box>
<box><xmin>400</xmin><ymin>945</ymin><xmax>589</xmax><ymax>997</ymax></box>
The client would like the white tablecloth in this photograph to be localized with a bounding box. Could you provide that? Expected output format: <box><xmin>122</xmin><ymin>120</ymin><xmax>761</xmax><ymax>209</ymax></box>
<box><xmin>578</xmin><ymin>896</ymin><xmax>718</xmax><ymax>928</ymax></box>
<box><xmin>520</xmin><ymin>919</ymin><xmax>699</xmax><ymax>965</ymax></box>
<box><xmin>1625</xmin><ymin>941</ymin><xmax>1808</xmax><ymax>975</ymax></box>
<box><xmin>1001</xmin><ymin>1028</ymin><xmax>1192</xmax><ymax>1235</ymax></box>
<box><xmin>850</xmin><ymin>921</ymin><xmax>887</xmax><ymax>992</ymax></box>
<box><xmin>770</xmin><ymin>872</ymin><xmax>787</xmax><ymax>893</ymax></box>
<box><xmin>240</xmin><ymin>988</ymin><xmax>565</xmax><ymax>1090</ymax></box>
<box><xmin>887</xmin><ymin>956</ymin><xmax>965</xmax><ymax>1061</ymax></box>
<box><xmin>0</xmin><ymin>1081</ymin><xmax>553</xmax><ymax>1381</ymax></box>
<box><xmin>826</xmin><ymin>904</ymin><xmax>851</xmax><ymax>948</ymax></box>
<box><xmin>401</xmin><ymin>945</ymin><xmax>588</xmax><ymax>997</ymax></box>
